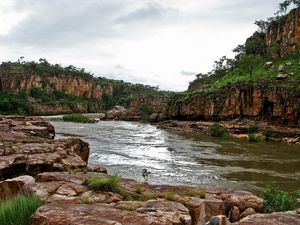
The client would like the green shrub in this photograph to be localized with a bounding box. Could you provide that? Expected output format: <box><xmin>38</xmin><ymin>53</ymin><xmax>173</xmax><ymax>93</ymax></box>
<box><xmin>264</xmin><ymin>129</ymin><xmax>281</xmax><ymax>138</ymax></box>
<box><xmin>260</xmin><ymin>185</ymin><xmax>298</xmax><ymax>213</ymax></box>
<box><xmin>139</xmin><ymin>104</ymin><xmax>153</xmax><ymax>117</ymax></box>
<box><xmin>84</xmin><ymin>175</ymin><xmax>121</xmax><ymax>193</ymax></box>
<box><xmin>247</xmin><ymin>125</ymin><xmax>259</xmax><ymax>133</ymax></box>
<box><xmin>209</xmin><ymin>123</ymin><xmax>228</xmax><ymax>138</ymax></box>
<box><xmin>158</xmin><ymin>114</ymin><xmax>167</xmax><ymax>122</ymax></box>
<box><xmin>248</xmin><ymin>133</ymin><xmax>260</xmax><ymax>142</ymax></box>
<box><xmin>63</xmin><ymin>114</ymin><xmax>96</xmax><ymax>123</ymax></box>
<box><xmin>0</xmin><ymin>92</ymin><xmax>32</xmax><ymax>115</ymax></box>
<box><xmin>141</xmin><ymin>168</ymin><xmax>151</xmax><ymax>183</ymax></box>
<box><xmin>0</xmin><ymin>194</ymin><xmax>44</xmax><ymax>225</ymax></box>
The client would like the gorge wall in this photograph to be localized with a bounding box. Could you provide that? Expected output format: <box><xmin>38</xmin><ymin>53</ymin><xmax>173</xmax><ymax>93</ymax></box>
<box><xmin>266</xmin><ymin>6</ymin><xmax>300</xmax><ymax>58</ymax></box>
<box><xmin>167</xmin><ymin>82</ymin><xmax>300</xmax><ymax>125</ymax></box>
<box><xmin>0</xmin><ymin>68</ymin><xmax>167</xmax><ymax>116</ymax></box>
<box><xmin>0</xmin><ymin>73</ymin><xmax>113</xmax><ymax>99</ymax></box>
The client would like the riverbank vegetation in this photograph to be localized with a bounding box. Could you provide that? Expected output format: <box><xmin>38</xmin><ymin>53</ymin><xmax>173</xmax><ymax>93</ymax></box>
<box><xmin>209</xmin><ymin>123</ymin><xmax>229</xmax><ymax>138</ymax></box>
<box><xmin>260</xmin><ymin>185</ymin><xmax>299</xmax><ymax>213</ymax></box>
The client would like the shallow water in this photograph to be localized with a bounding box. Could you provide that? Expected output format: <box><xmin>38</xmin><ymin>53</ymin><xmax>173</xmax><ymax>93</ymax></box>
<box><xmin>48</xmin><ymin>120</ymin><xmax>300</xmax><ymax>193</ymax></box>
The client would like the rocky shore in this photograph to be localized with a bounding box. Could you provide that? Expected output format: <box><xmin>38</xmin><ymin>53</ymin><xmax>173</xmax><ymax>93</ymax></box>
<box><xmin>0</xmin><ymin>116</ymin><xmax>299</xmax><ymax>225</ymax></box>
<box><xmin>158</xmin><ymin>119</ymin><xmax>300</xmax><ymax>144</ymax></box>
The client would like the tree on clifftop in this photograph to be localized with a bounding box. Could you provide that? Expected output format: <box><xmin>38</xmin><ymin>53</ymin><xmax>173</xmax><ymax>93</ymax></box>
<box><xmin>277</xmin><ymin>0</ymin><xmax>300</xmax><ymax>15</ymax></box>
<box><xmin>237</xmin><ymin>54</ymin><xmax>262</xmax><ymax>81</ymax></box>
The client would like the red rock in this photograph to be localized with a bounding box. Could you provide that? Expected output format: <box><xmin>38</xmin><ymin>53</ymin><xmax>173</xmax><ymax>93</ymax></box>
<box><xmin>229</xmin><ymin>206</ymin><xmax>240</xmax><ymax>222</ymax></box>
<box><xmin>239</xmin><ymin>212</ymin><xmax>300</xmax><ymax>225</ymax></box>
<box><xmin>32</xmin><ymin>201</ymin><xmax>192</xmax><ymax>225</ymax></box>
<box><xmin>240</xmin><ymin>207</ymin><xmax>256</xmax><ymax>219</ymax></box>
<box><xmin>0</xmin><ymin>117</ymin><xmax>91</xmax><ymax>179</ymax></box>
<box><xmin>0</xmin><ymin>175</ymin><xmax>35</xmax><ymax>200</ymax></box>
<box><xmin>87</xmin><ymin>163</ymin><xmax>107</xmax><ymax>173</ymax></box>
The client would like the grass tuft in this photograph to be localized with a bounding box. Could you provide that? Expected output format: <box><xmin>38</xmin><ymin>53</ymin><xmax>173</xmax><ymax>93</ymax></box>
<box><xmin>247</xmin><ymin>125</ymin><xmax>259</xmax><ymax>133</ymax></box>
<box><xmin>84</xmin><ymin>175</ymin><xmax>121</xmax><ymax>193</ymax></box>
<box><xmin>0</xmin><ymin>194</ymin><xmax>44</xmax><ymax>225</ymax></box>
<box><xmin>248</xmin><ymin>133</ymin><xmax>260</xmax><ymax>142</ymax></box>
<box><xmin>209</xmin><ymin>123</ymin><xmax>229</xmax><ymax>138</ymax></box>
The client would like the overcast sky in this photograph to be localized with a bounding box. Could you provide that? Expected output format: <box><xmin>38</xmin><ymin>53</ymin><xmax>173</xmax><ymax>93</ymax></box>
<box><xmin>0</xmin><ymin>0</ymin><xmax>282</xmax><ymax>91</ymax></box>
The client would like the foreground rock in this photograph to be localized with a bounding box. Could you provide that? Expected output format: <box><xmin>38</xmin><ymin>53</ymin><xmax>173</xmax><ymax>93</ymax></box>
<box><xmin>0</xmin><ymin>116</ymin><xmax>91</xmax><ymax>179</ymax></box>
<box><xmin>0</xmin><ymin>171</ymin><xmax>265</xmax><ymax>225</ymax></box>
<box><xmin>32</xmin><ymin>201</ymin><xmax>192</xmax><ymax>225</ymax></box>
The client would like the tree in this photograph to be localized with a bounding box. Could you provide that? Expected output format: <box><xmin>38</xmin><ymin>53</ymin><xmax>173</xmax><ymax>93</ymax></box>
<box><xmin>212</xmin><ymin>56</ymin><xmax>235</xmax><ymax>78</ymax></box>
<box><xmin>237</xmin><ymin>54</ymin><xmax>262</xmax><ymax>80</ymax></box>
<box><xmin>276</xmin><ymin>0</ymin><xmax>300</xmax><ymax>15</ymax></box>
<box><xmin>254</xmin><ymin>20</ymin><xmax>270</xmax><ymax>33</ymax></box>
<box><xmin>245</xmin><ymin>32</ymin><xmax>266</xmax><ymax>56</ymax></box>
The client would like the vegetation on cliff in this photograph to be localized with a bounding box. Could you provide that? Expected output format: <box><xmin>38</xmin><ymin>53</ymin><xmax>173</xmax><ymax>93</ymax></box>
<box><xmin>166</xmin><ymin>2</ymin><xmax>300</xmax><ymax>127</ymax></box>
<box><xmin>0</xmin><ymin>59</ymin><xmax>169</xmax><ymax>115</ymax></box>
<box><xmin>188</xmin><ymin>3</ymin><xmax>300</xmax><ymax>93</ymax></box>
<box><xmin>98</xmin><ymin>77</ymin><xmax>170</xmax><ymax>110</ymax></box>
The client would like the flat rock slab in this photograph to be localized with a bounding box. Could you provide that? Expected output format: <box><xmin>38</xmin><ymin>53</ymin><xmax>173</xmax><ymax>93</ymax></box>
<box><xmin>32</xmin><ymin>201</ymin><xmax>192</xmax><ymax>225</ymax></box>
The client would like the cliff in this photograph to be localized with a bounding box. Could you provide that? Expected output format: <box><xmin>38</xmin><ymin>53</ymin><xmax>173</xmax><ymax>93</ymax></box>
<box><xmin>266</xmin><ymin>7</ymin><xmax>300</xmax><ymax>58</ymax></box>
<box><xmin>0</xmin><ymin>73</ymin><xmax>113</xmax><ymax>100</ymax></box>
<box><xmin>0</xmin><ymin>61</ymin><xmax>167</xmax><ymax>116</ymax></box>
<box><xmin>167</xmin><ymin>82</ymin><xmax>300</xmax><ymax>125</ymax></box>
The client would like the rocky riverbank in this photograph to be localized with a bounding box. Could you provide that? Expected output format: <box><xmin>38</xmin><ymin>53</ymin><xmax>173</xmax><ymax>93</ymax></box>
<box><xmin>158</xmin><ymin>119</ymin><xmax>300</xmax><ymax>144</ymax></box>
<box><xmin>0</xmin><ymin>116</ymin><xmax>299</xmax><ymax>225</ymax></box>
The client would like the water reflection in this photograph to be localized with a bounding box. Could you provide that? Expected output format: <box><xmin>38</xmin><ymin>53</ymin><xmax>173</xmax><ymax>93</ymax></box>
<box><xmin>48</xmin><ymin>120</ymin><xmax>300</xmax><ymax>193</ymax></box>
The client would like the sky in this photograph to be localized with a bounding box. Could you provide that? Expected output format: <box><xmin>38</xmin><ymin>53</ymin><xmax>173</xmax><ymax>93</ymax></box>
<box><xmin>0</xmin><ymin>0</ymin><xmax>282</xmax><ymax>91</ymax></box>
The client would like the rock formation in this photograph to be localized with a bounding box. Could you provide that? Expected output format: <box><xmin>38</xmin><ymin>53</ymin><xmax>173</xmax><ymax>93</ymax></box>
<box><xmin>167</xmin><ymin>82</ymin><xmax>300</xmax><ymax>125</ymax></box>
<box><xmin>0</xmin><ymin>73</ymin><xmax>113</xmax><ymax>99</ymax></box>
<box><xmin>266</xmin><ymin>7</ymin><xmax>300</xmax><ymax>58</ymax></box>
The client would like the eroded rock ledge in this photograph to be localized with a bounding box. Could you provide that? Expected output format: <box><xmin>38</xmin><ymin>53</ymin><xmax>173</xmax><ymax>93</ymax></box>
<box><xmin>0</xmin><ymin>116</ymin><xmax>299</xmax><ymax>225</ymax></box>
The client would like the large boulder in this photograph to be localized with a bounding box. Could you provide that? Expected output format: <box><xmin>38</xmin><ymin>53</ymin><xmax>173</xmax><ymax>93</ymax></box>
<box><xmin>0</xmin><ymin>116</ymin><xmax>91</xmax><ymax>179</ymax></box>
<box><xmin>0</xmin><ymin>175</ymin><xmax>35</xmax><ymax>200</ymax></box>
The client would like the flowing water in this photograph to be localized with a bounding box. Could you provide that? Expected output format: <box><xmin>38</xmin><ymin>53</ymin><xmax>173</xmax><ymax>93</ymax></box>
<box><xmin>48</xmin><ymin>120</ymin><xmax>300</xmax><ymax>193</ymax></box>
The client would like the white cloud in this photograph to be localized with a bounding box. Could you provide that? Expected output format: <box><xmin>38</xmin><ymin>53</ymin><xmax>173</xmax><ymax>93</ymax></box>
<box><xmin>0</xmin><ymin>0</ymin><xmax>283</xmax><ymax>91</ymax></box>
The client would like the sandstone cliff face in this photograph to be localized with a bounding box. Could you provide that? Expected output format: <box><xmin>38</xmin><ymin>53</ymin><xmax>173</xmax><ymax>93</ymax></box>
<box><xmin>0</xmin><ymin>73</ymin><xmax>113</xmax><ymax>99</ymax></box>
<box><xmin>266</xmin><ymin>7</ymin><xmax>300</xmax><ymax>58</ymax></box>
<box><xmin>167</xmin><ymin>83</ymin><xmax>300</xmax><ymax>125</ymax></box>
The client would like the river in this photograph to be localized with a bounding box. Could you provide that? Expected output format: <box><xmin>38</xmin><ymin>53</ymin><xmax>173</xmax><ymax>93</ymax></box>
<box><xmin>47</xmin><ymin>120</ymin><xmax>300</xmax><ymax>193</ymax></box>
